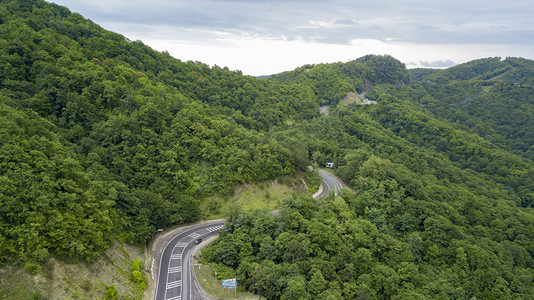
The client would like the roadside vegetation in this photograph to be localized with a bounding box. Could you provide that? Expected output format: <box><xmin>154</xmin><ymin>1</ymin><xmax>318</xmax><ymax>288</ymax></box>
<box><xmin>201</xmin><ymin>172</ymin><xmax>314</xmax><ymax>219</ymax></box>
<box><xmin>0</xmin><ymin>243</ymin><xmax>146</xmax><ymax>299</ymax></box>
<box><xmin>194</xmin><ymin>251</ymin><xmax>258</xmax><ymax>299</ymax></box>
<box><xmin>1</xmin><ymin>0</ymin><xmax>534</xmax><ymax>299</ymax></box>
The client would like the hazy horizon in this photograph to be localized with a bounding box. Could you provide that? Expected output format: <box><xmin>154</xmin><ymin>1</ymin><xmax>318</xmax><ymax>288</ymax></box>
<box><xmin>48</xmin><ymin>0</ymin><xmax>534</xmax><ymax>76</ymax></box>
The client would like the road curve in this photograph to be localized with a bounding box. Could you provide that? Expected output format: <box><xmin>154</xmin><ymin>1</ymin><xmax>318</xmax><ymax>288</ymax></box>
<box><xmin>154</xmin><ymin>170</ymin><xmax>348</xmax><ymax>300</ymax></box>
<box><xmin>154</xmin><ymin>221</ymin><xmax>224</xmax><ymax>300</ymax></box>
<box><xmin>316</xmin><ymin>169</ymin><xmax>349</xmax><ymax>198</ymax></box>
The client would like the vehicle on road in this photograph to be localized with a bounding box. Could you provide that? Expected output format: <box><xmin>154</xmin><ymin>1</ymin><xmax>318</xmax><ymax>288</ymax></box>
<box><xmin>155</xmin><ymin>170</ymin><xmax>348</xmax><ymax>299</ymax></box>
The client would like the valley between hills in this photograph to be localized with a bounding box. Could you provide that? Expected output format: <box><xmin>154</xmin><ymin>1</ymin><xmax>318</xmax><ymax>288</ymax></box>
<box><xmin>1</xmin><ymin>1</ymin><xmax>534</xmax><ymax>299</ymax></box>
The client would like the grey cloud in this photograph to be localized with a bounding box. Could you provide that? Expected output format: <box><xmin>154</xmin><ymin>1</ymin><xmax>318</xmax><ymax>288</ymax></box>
<box><xmin>334</xmin><ymin>19</ymin><xmax>358</xmax><ymax>25</ymax></box>
<box><xmin>49</xmin><ymin>0</ymin><xmax>534</xmax><ymax>46</ymax></box>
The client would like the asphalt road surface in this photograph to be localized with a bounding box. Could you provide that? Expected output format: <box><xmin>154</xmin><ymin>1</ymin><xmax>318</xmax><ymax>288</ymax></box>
<box><xmin>316</xmin><ymin>169</ymin><xmax>348</xmax><ymax>198</ymax></box>
<box><xmin>154</xmin><ymin>169</ymin><xmax>348</xmax><ymax>299</ymax></box>
<box><xmin>154</xmin><ymin>222</ymin><xmax>224</xmax><ymax>300</ymax></box>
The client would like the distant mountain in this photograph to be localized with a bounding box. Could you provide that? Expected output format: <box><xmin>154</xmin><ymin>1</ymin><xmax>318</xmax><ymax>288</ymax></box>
<box><xmin>204</xmin><ymin>60</ymin><xmax>534</xmax><ymax>299</ymax></box>
<box><xmin>404</xmin><ymin>57</ymin><xmax>534</xmax><ymax>161</ymax></box>
<box><xmin>409</xmin><ymin>57</ymin><xmax>534</xmax><ymax>85</ymax></box>
<box><xmin>269</xmin><ymin>54</ymin><xmax>410</xmax><ymax>105</ymax></box>
<box><xmin>1</xmin><ymin>1</ymin><xmax>534</xmax><ymax>299</ymax></box>
<box><xmin>407</xmin><ymin>67</ymin><xmax>440</xmax><ymax>82</ymax></box>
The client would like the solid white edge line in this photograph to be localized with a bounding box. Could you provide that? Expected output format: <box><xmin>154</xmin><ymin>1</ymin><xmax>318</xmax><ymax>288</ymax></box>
<box><xmin>155</xmin><ymin>223</ymin><xmax>218</xmax><ymax>300</ymax></box>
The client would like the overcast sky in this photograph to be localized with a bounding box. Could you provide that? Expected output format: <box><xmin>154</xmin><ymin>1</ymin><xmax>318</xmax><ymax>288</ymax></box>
<box><xmin>48</xmin><ymin>0</ymin><xmax>534</xmax><ymax>76</ymax></box>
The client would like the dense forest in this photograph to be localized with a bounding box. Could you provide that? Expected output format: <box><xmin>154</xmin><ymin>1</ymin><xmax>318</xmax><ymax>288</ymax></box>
<box><xmin>204</xmin><ymin>86</ymin><xmax>534</xmax><ymax>298</ymax></box>
<box><xmin>1</xmin><ymin>0</ymin><xmax>534</xmax><ymax>299</ymax></box>
<box><xmin>406</xmin><ymin>58</ymin><xmax>534</xmax><ymax>161</ymax></box>
<box><xmin>271</xmin><ymin>55</ymin><xmax>410</xmax><ymax>105</ymax></box>
<box><xmin>204</xmin><ymin>55</ymin><xmax>534</xmax><ymax>298</ymax></box>
<box><xmin>0</xmin><ymin>0</ymin><xmax>318</xmax><ymax>268</ymax></box>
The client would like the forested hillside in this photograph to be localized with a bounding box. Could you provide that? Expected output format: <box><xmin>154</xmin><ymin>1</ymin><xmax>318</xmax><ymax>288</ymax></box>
<box><xmin>271</xmin><ymin>55</ymin><xmax>410</xmax><ymax>105</ymax></box>
<box><xmin>1</xmin><ymin>0</ymin><xmax>534</xmax><ymax>299</ymax></box>
<box><xmin>204</xmin><ymin>61</ymin><xmax>534</xmax><ymax>298</ymax></box>
<box><xmin>406</xmin><ymin>57</ymin><xmax>534</xmax><ymax>161</ymax></box>
<box><xmin>0</xmin><ymin>0</ymin><xmax>318</xmax><ymax>270</ymax></box>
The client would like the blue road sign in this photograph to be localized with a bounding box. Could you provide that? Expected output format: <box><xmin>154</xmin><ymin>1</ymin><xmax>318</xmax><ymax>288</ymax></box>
<box><xmin>222</xmin><ymin>278</ymin><xmax>237</xmax><ymax>289</ymax></box>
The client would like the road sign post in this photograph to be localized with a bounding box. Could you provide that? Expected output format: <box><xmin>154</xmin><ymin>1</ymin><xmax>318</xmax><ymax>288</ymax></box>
<box><xmin>222</xmin><ymin>278</ymin><xmax>237</xmax><ymax>297</ymax></box>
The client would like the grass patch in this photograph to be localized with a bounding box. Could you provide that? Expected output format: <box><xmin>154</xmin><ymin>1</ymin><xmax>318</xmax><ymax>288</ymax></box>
<box><xmin>193</xmin><ymin>253</ymin><xmax>257</xmax><ymax>299</ymax></box>
<box><xmin>0</xmin><ymin>267</ymin><xmax>40</xmax><ymax>300</ymax></box>
<box><xmin>201</xmin><ymin>173</ymin><xmax>310</xmax><ymax>219</ymax></box>
<box><xmin>340</xmin><ymin>91</ymin><xmax>363</xmax><ymax>105</ymax></box>
<box><xmin>119</xmin><ymin>246</ymin><xmax>130</xmax><ymax>259</ymax></box>
<box><xmin>1</xmin><ymin>243</ymin><xmax>148</xmax><ymax>299</ymax></box>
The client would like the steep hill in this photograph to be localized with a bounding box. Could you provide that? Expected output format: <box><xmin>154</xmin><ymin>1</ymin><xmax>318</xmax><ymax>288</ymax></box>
<box><xmin>270</xmin><ymin>54</ymin><xmax>410</xmax><ymax>105</ymax></box>
<box><xmin>409</xmin><ymin>57</ymin><xmax>534</xmax><ymax>85</ymax></box>
<box><xmin>0</xmin><ymin>0</ymin><xmax>317</xmax><ymax>271</ymax></box>
<box><xmin>404</xmin><ymin>58</ymin><xmax>534</xmax><ymax>161</ymax></box>
<box><xmin>203</xmin><ymin>62</ymin><xmax>534</xmax><ymax>299</ymax></box>
<box><xmin>1</xmin><ymin>0</ymin><xmax>533</xmax><ymax>299</ymax></box>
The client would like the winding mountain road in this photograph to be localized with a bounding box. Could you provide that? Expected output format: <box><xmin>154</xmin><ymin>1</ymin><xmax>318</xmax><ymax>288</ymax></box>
<box><xmin>315</xmin><ymin>170</ymin><xmax>348</xmax><ymax>198</ymax></box>
<box><xmin>153</xmin><ymin>170</ymin><xmax>347</xmax><ymax>300</ymax></box>
<box><xmin>154</xmin><ymin>222</ymin><xmax>224</xmax><ymax>300</ymax></box>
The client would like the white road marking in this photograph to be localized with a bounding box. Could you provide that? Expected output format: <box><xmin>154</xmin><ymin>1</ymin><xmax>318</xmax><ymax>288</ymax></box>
<box><xmin>207</xmin><ymin>225</ymin><xmax>223</xmax><ymax>232</ymax></box>
<box><xmin>167</xmin><ymin>280</ymin><xmax>182</xmax><ymax>289</ymax></box>
<box><xmin>168</xmin><ymin>266</ymin><xmax>182</xmax><ymax>273</ymax></box>
<box><xmin>151</xmin><ymin>258</ymin><xmax>155</xmax><ymax>281</ymax></box>
<box><xmin>161</xmin><ymin>224</ymin><xmax>223</xmax><ymax>300</ymax></box>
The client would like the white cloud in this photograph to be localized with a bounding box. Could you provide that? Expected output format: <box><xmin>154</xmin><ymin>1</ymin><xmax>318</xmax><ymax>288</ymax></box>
<box><xmin>48</xmin><ymin>0</ymin><xmax>534</xmax><ymax>75</ymax></box>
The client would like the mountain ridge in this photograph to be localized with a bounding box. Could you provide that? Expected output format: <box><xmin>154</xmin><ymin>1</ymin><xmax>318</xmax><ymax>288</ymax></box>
<box><xmin>0</xmin><ymin>0</ymin><xmax>533</xmax><ymax>299</ymax></box>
